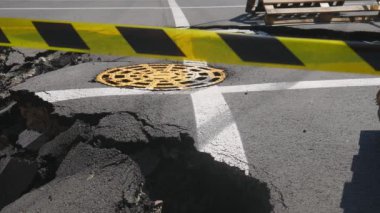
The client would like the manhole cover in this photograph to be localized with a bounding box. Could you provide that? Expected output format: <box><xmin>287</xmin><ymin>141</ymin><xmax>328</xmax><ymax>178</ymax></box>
<box><xmin>96</xmin><ymin>64</ymin><xmax>226</xmax><ymax>91</ymax></box>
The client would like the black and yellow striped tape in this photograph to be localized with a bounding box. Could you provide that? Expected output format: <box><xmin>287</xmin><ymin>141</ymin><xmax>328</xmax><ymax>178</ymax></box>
<box><xmin>0</xmin><ymin>17</ymin><xmax>379</xmax><ymax>75</ymax></box>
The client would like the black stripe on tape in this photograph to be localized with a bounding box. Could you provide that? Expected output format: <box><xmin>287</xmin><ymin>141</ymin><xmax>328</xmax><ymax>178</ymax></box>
<box><xmin>33</xmin><ymin>22</ymin><xmax>89</xmax><ymax>50</ymax></box>
<box><xmin>219</xmin><ymin>34</ymin><xmax>303</xmax><ymax>65</ymax></box>
<box><xmin>0</xmin><ymin>28</ymin><xmax>10</xmax><ymax>43</ymax></box>
<box><xmin>117</xmin><ymin>27</ymin><xmax>185</xmax><ymax>57</ymax></box>
<box><xmin>347</xmin><ymin>41</ymin><xmax>380</xmax><ymax>71</ymax></box>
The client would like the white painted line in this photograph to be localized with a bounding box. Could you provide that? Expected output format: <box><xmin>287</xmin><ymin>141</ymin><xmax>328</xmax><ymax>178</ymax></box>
<box><xmin>36</xmin><ymin>78</ymin><xmax>380</xmax><ymax>102</ymax></box>
<box><xmin>183</xmin><ymin>60</ymin><xmax>208</xmax><ymax>67</ymax></box>
<box><xmin>0</xmin><ymin>6</ymin><xmax>245</xmax><ymax>10</ymax></box>
<box><xmin>191</xmin><ymin>86</ymin><xmax>249</xmax><ymax>173</ymax></box>
<box><xmin>35</xmin><ymin>88</ymin><xmax>193</xmax><ymax>103</ymax></box>
<box><xmin>219</xmin><ymin>78</ymin><xmax>380</xmax><ymax>94</ymax></box>
<box><xmin>167</xmin><ymin>0</ymin><xmax>190</xmax><ymax>27</ymax></box>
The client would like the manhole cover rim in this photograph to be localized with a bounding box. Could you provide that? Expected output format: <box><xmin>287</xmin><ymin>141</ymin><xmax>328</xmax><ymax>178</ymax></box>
<box><xmin>95</xmin><ymin>63</ymin><xmax>227</xmax><ymax>91</ymax></box>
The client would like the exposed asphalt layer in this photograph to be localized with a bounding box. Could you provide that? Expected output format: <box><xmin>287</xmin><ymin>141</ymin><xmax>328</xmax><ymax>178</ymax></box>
<box><xmin>0</xmin><ymin>97</ymin><xmax>273</xmax><ymax>213</ymax></box>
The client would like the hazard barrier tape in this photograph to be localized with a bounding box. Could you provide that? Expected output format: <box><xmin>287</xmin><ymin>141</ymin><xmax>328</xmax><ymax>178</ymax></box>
<box><xmin>0</xmin><ymin>17</ymin><xmax>379</xmax><ymax>75</ymax></box>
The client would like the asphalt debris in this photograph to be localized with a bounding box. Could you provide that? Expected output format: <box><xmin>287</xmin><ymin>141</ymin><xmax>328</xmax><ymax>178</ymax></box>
<box><xmin>0</xmin><ymin>47</ymin><xmax>101</xmax><ymax>110</ymax></box>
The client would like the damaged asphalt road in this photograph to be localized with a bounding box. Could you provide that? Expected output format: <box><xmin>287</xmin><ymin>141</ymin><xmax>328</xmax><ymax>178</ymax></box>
<box><xmin>0</xmin><ymin>97</ymin><xmax>272</xmax><ymax>213</ymax></box>
<box><xmin>1</xmin><ymin>46</ymin><xmax>380</xmax><ymax>213</ymax></box>
<box><xmin>0</xmin><ymin>47</ymin><xmax>273</xmax><ymax>212</ymax></box>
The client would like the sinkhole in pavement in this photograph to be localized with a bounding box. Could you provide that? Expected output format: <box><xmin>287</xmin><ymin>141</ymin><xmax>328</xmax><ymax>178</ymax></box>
<box><xmin>0</xmin><ymin>91</ymin><xmax>273</xmax><ymax>212</ymax></box>
<box><xmin>96</xmin><ymin>64</ymin><xmax>227</xmax><ymax>90</ymax></box>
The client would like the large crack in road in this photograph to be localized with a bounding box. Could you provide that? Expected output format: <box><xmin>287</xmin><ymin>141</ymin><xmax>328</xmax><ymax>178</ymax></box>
<box><xmin>0</xmin><ymin>49</ymin><xmax>274</xmax><ymax>212</ymax></box>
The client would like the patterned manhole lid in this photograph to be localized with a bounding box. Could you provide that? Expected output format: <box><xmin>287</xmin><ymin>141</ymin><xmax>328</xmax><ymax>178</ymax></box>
<box><xmin>96</xmin><ymin>64</ymin><xmax>226</xmax><ymax>91</ymax></box>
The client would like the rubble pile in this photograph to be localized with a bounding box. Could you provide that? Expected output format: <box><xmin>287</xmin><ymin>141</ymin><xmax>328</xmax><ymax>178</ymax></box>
<box><xmin>0</xmin><ymin>47</ymin><xmax>101</xmax><ymax>109</ymax></box>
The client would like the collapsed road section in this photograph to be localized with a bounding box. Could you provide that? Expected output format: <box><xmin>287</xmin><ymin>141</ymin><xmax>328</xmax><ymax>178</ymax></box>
<box><xmin>0</xmin><ymin>48</ymin><xmax>273</xmax><ymax>212</ymax></box>
<box><xmin>0</xmin><ymin>91</ymin><xmax>272</xmax><ymax>213</ymax></box>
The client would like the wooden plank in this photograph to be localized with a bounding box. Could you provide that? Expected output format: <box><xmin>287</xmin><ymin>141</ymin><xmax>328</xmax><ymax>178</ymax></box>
<box><xmin>264</xmin><ymin>5</ymin><xmax>275</xmax><ymax>10</ymax></box>
<box><xmin>320</xmin><ymin>2</ymin><xmax>330</xmax><ymax>7</ymax></box>
<box><xmin>265</xmin><ymin>13</ymin><xmax>379</xmax><ymax>25</ymax></box>
<box><xmin>266</xmin><ymin>4</ymin><xmax>380</xmax><ymax>14</ymax></box>
<box><xmin>263</xmin><ymin>0</ymin><xmax>344</xmax><ymax>5</ymax></box>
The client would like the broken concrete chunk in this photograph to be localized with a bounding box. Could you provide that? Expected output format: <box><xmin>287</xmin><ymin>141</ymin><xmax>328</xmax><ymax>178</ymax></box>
<box><xmin>94</xmin><ymin>112</ymin><xmax>149</xmax><ymax>144</ymax></box>
<box><xmin>38</xmin><ymin>121</ymin><xmax>90</xmax><ymax>160</ymax></box>
<box><xmin>16</xmin><ymin>130</ymin><xmax>42</xmax><ymax>149</ymax></box>
<box><xmin>0</xmin><ymin>157</ymin><xmax>38</xmax><ymax>210</ymax></box>
<box><xmin>56</xmin><ymin>142</ymin><xmax>125</xmax><ymax>178</ymax></box>
<box><xmin>1</xmin><ymin>144</ymin><xmax>149</xmax><ymax>213</ymax></box>
<box><xmin>5</xmin><ymin>51</ymin><xmax>25</xmax><ymax>67</ymax></box>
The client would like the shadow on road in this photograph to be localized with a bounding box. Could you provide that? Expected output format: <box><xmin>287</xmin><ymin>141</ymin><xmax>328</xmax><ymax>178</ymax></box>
<box><xmin>341</xmin><ymin>130</ymin><xmax>380</xmax><ymax>213</ymax></box>
<box><xmin>229</xmin><ymin>13</ymin><xmax>265</xmax><ymax>25</ymax></box>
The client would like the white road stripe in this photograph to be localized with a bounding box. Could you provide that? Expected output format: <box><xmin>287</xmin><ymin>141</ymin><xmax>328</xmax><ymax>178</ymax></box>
<box><xmin>183</xmin><ymin>60</ymin><xmax>208</xmax><ymax>66</ymax></box>
<box><xmin>0</xmin><ymin>6</ymin><xmax>245</xmax><ymax>10</ymax></box>
<box><xmin>220</xmin><ymin>77</ymin><xmax>380</xmax><ymax>94</ymax></box>
<box><xmin>191</xmin><ymin>86</ymin><xmax>249</xmax><ymax>173</ymax></box>
<box><xmin>36</xmin><ymin>78</ymin><xmax>380</xmax><ymax>102</ymax></box>
<box><xmin>37</xmin><ymin>88</ymin><xmax>157</xmax><ymax>103</ymax></box>
<box><xmin>167</xmin><ymin>0</ymin><xmax>190</xmax><ymax>27</ymax></box>
<box><xmin>186</xmin><ymin>60</ymin><xmax>249</xmax><ymax>172</ymax></box>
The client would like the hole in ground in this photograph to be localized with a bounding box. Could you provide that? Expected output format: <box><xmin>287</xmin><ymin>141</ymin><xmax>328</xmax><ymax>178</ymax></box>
<box><xmin>122</xmin><ymin>138</ymin><xmax>273</xmax><ymax>213</ymax></box>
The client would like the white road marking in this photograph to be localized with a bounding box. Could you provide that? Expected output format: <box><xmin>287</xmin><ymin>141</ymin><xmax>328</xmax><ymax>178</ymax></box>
<box><xmin>36</xmin><ymin>78</ymin><xmax>380</xmax><ymax>102</ymax></box>
<box><xmin>183</xmin><ymin>60</ymin><xmax>208</xmax><ymax>66</ymax></box>
<box><xmin>167</xmin><ymin>0</ymin><xmax>190</xmax><ymax>27</ymax></box>
<box><xmin>186</xmin><ymin>60</ymin><xmax>249</xmax><ymax>172</ymax></box>
<box><xmin>219</xmin><ymin>77</ymin><xmax>380</xmax><ymax>94</ymax></box>
<box><xmin>0</xmin><ymin>6</ymin><xmax>245</xmax><ymax>10</ymax></box>
<box><xmin>37</xmin><ymin>88</ymin><xmax>153</xmax><ymax>103</ymax></box>
<box><xmin>191</xmin><ymin>86</ymin><xmax>249</xmax><ymax>173</ymax></box>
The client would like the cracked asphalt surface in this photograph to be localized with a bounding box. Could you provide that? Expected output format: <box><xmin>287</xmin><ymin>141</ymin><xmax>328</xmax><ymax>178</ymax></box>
<box><xmin>1</xmin><ymin>0</ymin><xmax>380</xmax><ymax>213</ymax></box>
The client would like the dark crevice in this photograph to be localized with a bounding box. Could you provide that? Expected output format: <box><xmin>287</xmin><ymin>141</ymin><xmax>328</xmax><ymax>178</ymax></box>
<box><xmin>24</xmin><ymin>50</ymin><xmax>56</xmax><ymax>62</ymax></box>
<box><xmin>72</xmin><ymin>112</ymin><xmax>111</xmax><ymax>126</ymax></box>
<box><xmin>86</xmin><ymin>122</ymin><xmax>272</xmax><ymax>213</ymax></box>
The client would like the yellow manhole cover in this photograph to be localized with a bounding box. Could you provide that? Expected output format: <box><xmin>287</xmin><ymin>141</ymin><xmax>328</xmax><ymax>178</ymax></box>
<box><xmin>96</xmin><ymin>64</ymin><xmax>226</xmax><ymax>91</ymax></box>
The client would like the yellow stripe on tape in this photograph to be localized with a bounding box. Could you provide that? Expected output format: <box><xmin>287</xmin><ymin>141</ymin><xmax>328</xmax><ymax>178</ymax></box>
<box><xmin>0</xmin><ymin>17</ymin><xmax>379</xmax><ymax>75</ymax></box>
